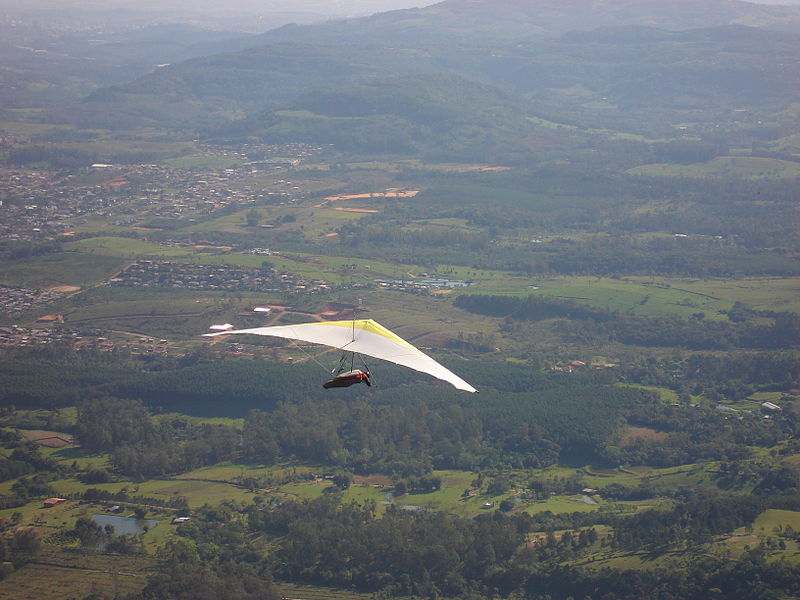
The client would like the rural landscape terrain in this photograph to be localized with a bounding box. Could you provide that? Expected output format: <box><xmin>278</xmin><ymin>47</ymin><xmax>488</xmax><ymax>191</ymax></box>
<box><xmin>0</xmin><ymin>0</ymin><xmax>799</xmax><ymax>598</ymax></box>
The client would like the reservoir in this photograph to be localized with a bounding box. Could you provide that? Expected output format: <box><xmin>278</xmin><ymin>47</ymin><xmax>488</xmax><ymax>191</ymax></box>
<box><xmin>91</xmin><ymin>514</ymin><xmax>159</xmax><ymax>536</ymax></box>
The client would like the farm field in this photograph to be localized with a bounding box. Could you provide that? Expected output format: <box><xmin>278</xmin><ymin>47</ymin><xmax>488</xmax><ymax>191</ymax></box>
<box><xmin>174</xmin><ymin>461</ymin><xmax>312</xmax><ymax>482</ymax></box>
<box><xmin>0</xmin><ymin>545</ymin><xmax>156</xmax><ymax>600</ymax></box>
<box><xmin>9</xmin><ymin>247</ymin><xmax>798</xmax><ymax>338</ymax></box>
<box><xmin>47</xmin><ymin>476</ymin><xmax>258</xmax><ymax>508</ymax></box>
<box><xmin>0</xmin><ymin>252</ymin><xmax>126</xmax><ymax>289</ymax></box>
<box><xmin>277</xmin><ymin>582</ymin><xmax>377</xmax><ymax>600</ymax></box>
<box><xmin>11</xmin><ymin>233</ymin><xmax>796</xmax><ymax>332</ymax></box>
<box><xmin>626</xmin><ymin>156</ymin><xmax>800</xmax><ymax>179</ymax></box>
<box><xmin>751</xmin><ymin>509</ymin><xmax>800</xmax><ymax>536</ymax></box>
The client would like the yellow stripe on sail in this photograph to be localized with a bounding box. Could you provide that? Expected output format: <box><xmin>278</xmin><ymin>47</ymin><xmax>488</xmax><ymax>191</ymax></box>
<box><xmin>304</xmin><ymin>319</ymin><xmax>415</xmax><ymax>349</ymax></box>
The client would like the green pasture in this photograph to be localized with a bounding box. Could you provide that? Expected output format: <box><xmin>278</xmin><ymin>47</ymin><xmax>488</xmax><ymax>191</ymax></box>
<box><xmin>521</xmin><ymin>494</ymin><xmax>602</xmax><ymax>515</ymax></box>
<box><xmin>459</xmin><ymin>274</ymin><xmax>800</xmax><ymax>318</ymax></box>
<box><xmin>2</xmin><ymin>407</ymin><xmax>76</xmax><ymax>429</ymax></box>
<box><xmin>360</xmin><ymin>289</ymin><xmax>499</xmax><ymax>339</ymax></box>
<box><xmin>305</xmin><ymin>208</ymin><xmax>370</xmax><ymax>238</ymax></box>
<box><xmin>417</xmin><ymin>217</ymin><xmax>476</xmax><ymax>229</ymax></box>
<box><xmin>68</xmin><ymin>236</ymin><xmax>411</xmax><ymax>282</ymax></box>
<box><xmin>135</xmin><ymin>478</ymin><xmax>257</xmax><ymax>506</ymax></box>
<box><xmin>582</xmin><ymin>549</ymin><xmax>688</xmax><ymax>571</ymax></box>
<box><xmin>62</xmin><ymin>294</ymin><xmax>219</xmax><ymax>326</ymax></box>
<box><xmin>748</xmin><ymin>392</ymin><xmax>786</xmax><ymax>403</ymax></box>
<box><xmin>49</xmin><ymin>476</ymin><xmax>257</xmax><ymax>507</ymax></box>
<box><xmin>191</xmin><ymin>202</ymin><xmax>377</xmax><ymax>240</ymax></box>
<box><xmin>617</xmin><ymin>384</ymin><xmax>680</xmax><ymax>404</ymax></box>
<box><xmin>751</xmin><ymin>509</ymin><xmax>800</xmax><ymax>535</ymax></box>
<box><xmin>277</xmin><ymin>582</ymin><xmax>376</xmax><ymax>600</ymax></box>
<box><xmin>41</xmin><ymin>286</ymin><xmax>274</xmax><ymax>335</ymax></box>
<box><xmin>181</xmin><ymin>207</ymin><xmax>278</xmax><ymax>234</ymax></box>
<box><xmin>526</xmin><ymin>116</ymin><xmax>579</xmax><ymax>131</ymax></box>
<box><xmin>580</xmin><ymin>467</ymin><xmax>642</xmax><ymax>489</ymax></box>
<box><xmin>277</xmin><ymin>480</ymin><xmax>337</xmax><ymax>501</ymax></box>
<box><xmin>275</xmin><ymin>110</ymin><xmax>352</xmax><ymax>121</ymax></box>
<box><xmin>66</xmin><ymin>236</ymin><xmax>198</xmax><ymax>258</ymax></box>
<box><xmin>392</xmin><ymin>470</ymin><xmax>481</xmax><ymax>516</ymax></box>
<box><xmin>0</xmin><ymin>480</ymin><xmax>15</xmax><ymax>497</ymax></box>
<box><xmin>531</xmin><ymin>276</ymin><xmax>728</xmax><ymax>319</ymax></box>
<box><xmin>7</xmin><ymin>139</ymin><xmax>192</xmax><ymax>169</ymax></box>
<box><xmin>0</xmin><ymin>251</ymin><xmax>126</xmax><ymax>289</ymax></box>
<box><xmin>457</xmin><ymin>273</ymin><xmax>724</xmax><ymax>317</ymax></box>
<box><xmin>627</xmin><ymin>156</ymin><xmax>800</xmax><ymax>179</ymax></box>
<box><xmin>721</xmin><ymin>535</ymin><xmax>800</xmax><ymax>562</ymax></box>
<box><xmin>0</xmin><ymin>120</ymin><xmax>74</xmax><ymax>137</ymax></box>
<box><xmin>155</xmin><ymin>414</ymin><xmax>245</xmax><ymax>429</ymax></box>
<box><xmin>581</xmin><ymin>100</ymin><xmax>618</xmax><ymax>110</ymax></box>
<box><xmin>54</xmin><ymin>239</ymin><xmax>800</xmax><ymax>322</ymax></box>
<box><xmin>640</xmin><ymin>462</ymin><xmax>720</xmax><ymax>489</ymax></box>
<box><xmin>404</xmin><ymin>218</ymin><xmax>483</xmax><ymax>234</ymax></box>
<box><xmin>0</xmin><ymin>498</ymin><xmax>45</xmax><ymax>522</ymax></box>
<box><xmin>271</xmin><ymin>469</ymin><xmax>508</xmax><ymax>517</ymax></box>
<box><xmin>174</xmin><ymin>462</ymin><xmax>311</xmax><ymax>482</ymax></box>
<box><xmin>141</xmin><ymin>518</ymin><xmax>178</xmax><ymax>552</ymax></box>
<box><xmin>526</xmin><ymin>115</ymin><xmax>665</xmax><ymax>143</ymax></box>
<box><xmin>43</xmin><ymin>446</ymin><xmax>112</xmax><ymax>470</ymax></box>
<box><xmin>771</xmin><ymin>132</ymin><xmax>800</xmax><ymax>154</ymax></box>
<box><xmin>641</xmin><ymin>276</ymin><xmax>800</xmax><ymax>315</ymax></box>
<box><xmin>275</xmin><ymin>480</ymin><xmax>389</xmax><ymax>507</ymax></box>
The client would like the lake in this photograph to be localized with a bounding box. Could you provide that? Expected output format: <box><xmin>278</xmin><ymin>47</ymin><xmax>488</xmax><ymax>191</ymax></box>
<box><xmin>91</xmin><ymin>514</ymin><xmax>159</xmax><ymax>536</ymax></box>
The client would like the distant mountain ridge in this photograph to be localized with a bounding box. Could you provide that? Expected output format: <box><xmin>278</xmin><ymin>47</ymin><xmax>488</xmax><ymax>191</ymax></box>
<box><xmin>245</xmin><ymin>0</ymin><xmax>800</xmax><ymax>47</ymax></box>
<box><xmin>76</xmin><ymin>0</ymin><xmax>800</xmax><ymax>159</ymax></box>
<box><xmin>94</xmin><ymin>23</ymin><xmax>800</xmax><ymax>113</ymax></box>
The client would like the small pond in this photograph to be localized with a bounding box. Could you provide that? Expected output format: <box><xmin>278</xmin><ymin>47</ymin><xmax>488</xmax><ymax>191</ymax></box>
<box><xmin>91</xmin><ymin>514</ymin><xmax>159</xmax><ymax>536</ymax></box>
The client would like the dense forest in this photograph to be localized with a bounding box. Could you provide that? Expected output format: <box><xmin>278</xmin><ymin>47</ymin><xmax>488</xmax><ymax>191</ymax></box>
<box><xmin>1</xmin><ymin>347</ymin><xmax>796</xmax><ymax>480</ymax></box>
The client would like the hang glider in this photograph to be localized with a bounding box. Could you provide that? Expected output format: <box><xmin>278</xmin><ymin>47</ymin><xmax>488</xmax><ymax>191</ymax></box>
<box><xmin>204</xmin><ymin>318</ymin><xmax>477</xmax><ymax>393</ymax></box>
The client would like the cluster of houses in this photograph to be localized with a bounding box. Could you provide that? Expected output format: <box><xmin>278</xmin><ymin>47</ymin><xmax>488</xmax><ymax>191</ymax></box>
<box><xmin>0</xmin><ymin>168</ymin><xmax>147</xmax><ymax>242</ymax></box>
<box><xmin>0</xmin><ymin>325</ymin><xmax>82</xmax><ymax>346</ymax></box>
<box><xmin>548</xmin><ymin>360</ymin><xmax>618</xmax><ymax>372</ymax></box>
<box><xmin>109</xmin><ymin>260</ymin><xmax>329</xmax><ymax>294</ymax></box>
<box><xmin>0</xmin><ymin>285</ymin><xmax>64</xmax><ymax>316</ymax></box>
<box><xmin>0</xmin><ymin>324</ymin><xmax>127</xmax><ymax>348</ymax></box>
<box><xmin>0</xmin><ymin>142</ymin><xmax>323</xmax><ymax>241</ymax></box>
<box><xmin>0</xmin><ymin>324</ymin><xmax>177</xmax><ymax>355</ymax></box>
<box><xmin>376</xmin><ymin>278</ymin><xmax>472</xmax><ymax>295</ymax></box>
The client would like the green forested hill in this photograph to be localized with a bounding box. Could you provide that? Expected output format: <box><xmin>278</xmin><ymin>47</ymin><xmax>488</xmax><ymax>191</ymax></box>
<box><xmin>205</xmin><ymin>73</ymin><xmax>572</xmax><ymax>161</ymax></box>
<box><xmin>84</xmin><ymin>22</ymin><xmax>800</xmax><ymax>159</ymax></box>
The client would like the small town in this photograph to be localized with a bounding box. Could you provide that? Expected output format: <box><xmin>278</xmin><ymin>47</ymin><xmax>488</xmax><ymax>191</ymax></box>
<box><xmin>0</xmin><ymin>143</ymin><xmax>323</xmax><ymax>242</ymax></box>
<box><xmin>0</xmin><ymin>285</ymin><xmax>65</xmax><ymax>316</ymax></box>
<box><xmin>109</xmin><ymin>260</ymin><xmax>331</xmax><ymax>294</ymax></box>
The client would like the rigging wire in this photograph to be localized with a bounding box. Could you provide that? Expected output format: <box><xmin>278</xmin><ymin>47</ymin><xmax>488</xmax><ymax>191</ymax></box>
<box><xmin>286</xmin><ymin>338</ymin><xmax>334</xmax><ymax>374</ymax></box>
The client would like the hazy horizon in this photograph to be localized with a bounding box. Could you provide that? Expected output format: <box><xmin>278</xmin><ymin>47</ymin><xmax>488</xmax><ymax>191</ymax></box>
<box><xmin>0</xmin><ymin>0</ymin><xmax>431</xmax><ymax>32</ymax></box>
<box><xmin>3</xmin><ymin>0</ymin><xmax>800</xmax><ymax>32</ymax></box>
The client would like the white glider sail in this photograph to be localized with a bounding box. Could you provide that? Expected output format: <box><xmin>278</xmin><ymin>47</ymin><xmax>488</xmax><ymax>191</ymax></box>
<box><xmin>204</xmin><ymin>318</ymin><xmax>477</xmax><ymax>393</ymax></box>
